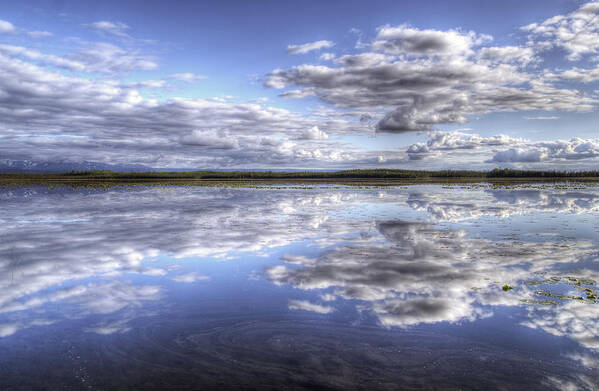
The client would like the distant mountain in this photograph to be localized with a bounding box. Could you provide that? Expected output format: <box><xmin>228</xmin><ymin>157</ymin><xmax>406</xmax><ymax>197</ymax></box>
<box><xmin>0</xmin><ymin>160</ymin><xmax>334</xmax><ymax>174</ymax></box>
<box><xmin>0</xmin><ymin>160</ymin><xmax>152</xmax><ymax>173</ymax></box>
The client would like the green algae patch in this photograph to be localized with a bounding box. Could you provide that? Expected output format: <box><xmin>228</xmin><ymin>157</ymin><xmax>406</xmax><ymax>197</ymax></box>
<box><xmin>520</xmin><ymin>299</ymin><xmax>558</xmax><ymax>306</ymax></box>
<box><xmin>532</xmin><ymin>286</ymin><xmax>597</xmax><ymax>304</ymax></box>
<box><xmin>519</xmin><ymin>275</ymin><xmax>598</xmax><ymax>306</ymax></box>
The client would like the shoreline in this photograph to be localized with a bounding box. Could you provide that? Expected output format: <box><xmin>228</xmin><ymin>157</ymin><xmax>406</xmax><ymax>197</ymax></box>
<box><xmin>2</xmin><ymin>171</ymin><xmax>599</xmax><ymax>187</ymax></box>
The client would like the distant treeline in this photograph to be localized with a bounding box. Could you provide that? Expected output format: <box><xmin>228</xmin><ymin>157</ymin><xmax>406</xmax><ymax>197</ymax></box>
<box><xmin>42</xmin><ymin>168</ymin><xmax>599</xmax><ymax>179</ymax></box>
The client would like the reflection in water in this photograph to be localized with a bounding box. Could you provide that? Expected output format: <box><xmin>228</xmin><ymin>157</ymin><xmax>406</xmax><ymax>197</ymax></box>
<box><xmin>0</xmin><ymin>184</ymin><xmax>598</xmax><ymax>389</ymax></box>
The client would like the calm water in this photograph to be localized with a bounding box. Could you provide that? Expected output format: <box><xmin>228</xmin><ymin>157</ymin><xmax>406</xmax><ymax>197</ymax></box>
<box><xmin>0</xmin><ymin>184</ymin><xmax>598</xmax><ymax>390</ymax></box>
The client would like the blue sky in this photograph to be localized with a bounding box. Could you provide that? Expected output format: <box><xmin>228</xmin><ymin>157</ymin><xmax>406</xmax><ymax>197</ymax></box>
<box><xmin>1</xmin><ymin>0</ymin><xmax>599</xmax><ymax>169</ymax></box>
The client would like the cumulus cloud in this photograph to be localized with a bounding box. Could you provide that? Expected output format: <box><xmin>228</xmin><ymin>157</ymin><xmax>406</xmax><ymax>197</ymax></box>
<box><xmin>491</xmin><ymin>148</ymin><xmax>545</xmax><ymax>163</ymax></box>
<box><xmin>407</xmin><ymin>131</ymin><xmax>524</xmax><ymax>160</ymax></box>
<box><xmin>372</xmin><ymin>24</ymin><xmax>491</xmax><ymax>56</ymax></box>
<box><xmin>522</xmin><ymin>1</ymin><xmax>599</xmax><ymax>60</ymax></box>
<box><xmin>287</xmin><ymin>40</ymin><xmax>335</xmax><ymax>54</ymax></box>
<box><xmin>296</xmin><ymin>126</ymin><xmax>328</xmax><ymax>140</ymax></box>
<box><xmin>477</xmin><ymin>46</ymin><xmax>536</xmax><ymax>66</ymax></box>
<box><xmin>266</xmin><ymin>24</ymin><xmax>596</xmax><ymax>133</ymax></box>
<box><xmin>0</xmin><ymin>19</ymin><xmax>16</xmax><ymax>34</ymax></box>
<box><xmin>490</xmin><ymin>138</ymin><xmax>599</xmax><ymax>163</ymax></box>
<box><xmin>402</xmin><ymin>131</ymin><xmax>599</xmax><ymax>166</ymax></box>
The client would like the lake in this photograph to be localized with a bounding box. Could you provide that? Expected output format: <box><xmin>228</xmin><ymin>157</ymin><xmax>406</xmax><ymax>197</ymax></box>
<box><xmin>0</xmin><ymin>183</ymin><xmax>598</xmax><ymax>390</ymax></box>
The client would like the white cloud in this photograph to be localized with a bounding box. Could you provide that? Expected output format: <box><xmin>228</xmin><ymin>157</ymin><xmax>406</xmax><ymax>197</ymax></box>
<box><xmin>0</xmin><ymin>19</ymin><xmax>16</xmax><ymax>34</ymax></box>
<box><xmin>373</xmin><ymin>24</ymin><xmax>491</xmax><ymax>56</ymax></box>
<box><xmin>525</xmin><ymin>116</ymin><xmax>559</xmax><ymax>120</ymax></box>
<box><xmin>546</xmin><ymin>65</ymin><xmax>599</xmax><ymax>82</ymax></box>
<box><xmin>523</xmin><ymin>301</ymin><xmax>599</xmax><ymax>350</ymax></box>
<box><xmin>296</xmin><ymin>126</ymin><xmax>328</xmax><ymax>140</ymax></box>
<box><xmin>171</xmin><ymin>272</ymin><xmax>210</xmax><ymax>283</ymax></box>
<box><xmin>407</xmin><ymin>131</ymin><xmax>525</xmax><ymax>160</ymax></box>
<box><xmin>0</xmin><ymin>323</ymin><xmax>19</xmax><ymax>337</ymax></box>
<box><xmin>266</xmin><ymin>25</ymin><xmax>596</xmax><ymax>133</ymax></box>
<box><xmin>477</xmin><ymin>46</ymin><xmax>536</xmax><ymax>66</ymax></box>
<box><xmin>374</xmin><ymin>298</ymin><xmax>478</xmax><ymax>328</ymax></box>
<box><xmin>269</xmin><ymin>219</ymin><xmax>594</xmax><ymax>329</ymax></box>
<box><xmin>490</xmin><ymin>138</ymin><xmax>599</xmax><ymax>163</ymax></box>
<box><xmin>84</xmin><ymin>21</ymin><xmax>131</xmax><ymax>38</ymax></box>
<box><xmin>0</xmin><ymin>49</ymin><xmax>369</xmax><ymax>168</ymax></box>
<box><xmin>287</xmin><ymin>40</ymin><xmax>335</xmax><ymax>55</ymax></box>
<box><xmin>69</xmin><ymin>42</ymin><xmax>158</xmax><ymax>73</ymax></box>
<box><xmin>27</xmin><ymin>30</ymin><xmax>53</xmax><ymax>38</ymax></box>
<box><xmin>523</xmin><ymin>1</ymin><xmax>599</xmax><ymax>60</ymax></box>
<box><xmin>0</xmin><ymin>19</ymin><xmax>52</xmax><ymax>38</ymax></box>
<box><xmin>288</xmin><ymin>299</ymin><xmax>335</xmax><ymax>314</ymax></box>
<box><xmin>1</xmin><ymin>185</ymin><xmax>599</xmax><ymax>343</ymax></box>
<box><xmin>491</xmin><ymin>148</ymin><xmax>546</xmax><ymax>163</ymax></box>
<box><xmin>404</xmin><ymin>131</ymin><xmax>599</xmax><ymax>166</ymax></box>
<box><xmin>0</xmin><ymin>44</ymin><xmax>85</xmax><ymax>71</ymax></box>
<box><xmin>169</xmin><ymin>72</ymin><xmax>207</xmax><ymax>82</ymax></box>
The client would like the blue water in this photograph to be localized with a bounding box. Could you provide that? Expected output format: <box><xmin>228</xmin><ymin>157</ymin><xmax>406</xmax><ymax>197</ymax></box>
<box><xmin>0</xmin><ymin>184</ymin><xmax>598</xmax><ymax>390</ymax></box>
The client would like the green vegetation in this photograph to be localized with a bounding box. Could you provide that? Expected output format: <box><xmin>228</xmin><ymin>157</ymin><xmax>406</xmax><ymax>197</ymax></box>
<box><xmin>520</xmin><ymin>276</ymin><xmax>598</xmax><ymax>305</ymax></box>
<box><xmin>520</xmin><ymin>299</ymin><xmax>558</xmax><ymax>306</ymax></box>
<box><xmin>2</xmin><ymin>168</ymin><xmax>599</xmax><ymax>187</ymax></box>
<box><xmin>62</xmin><ymin>168</ymin><xmax>599</xmax><ymax>179</ymax></box>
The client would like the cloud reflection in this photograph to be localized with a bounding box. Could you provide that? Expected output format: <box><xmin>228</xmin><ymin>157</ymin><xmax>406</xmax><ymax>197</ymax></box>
<box><xmin>0</xmin><ymin>184</ymin><xmax>597</xmax><ymax>363</ymax></box>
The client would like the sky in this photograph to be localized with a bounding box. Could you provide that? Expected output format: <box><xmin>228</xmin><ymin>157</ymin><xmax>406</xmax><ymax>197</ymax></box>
<box><xmin>1</xmin><ymin>0</ymin><xmax>599</xmax><ymax>170</ymax></box>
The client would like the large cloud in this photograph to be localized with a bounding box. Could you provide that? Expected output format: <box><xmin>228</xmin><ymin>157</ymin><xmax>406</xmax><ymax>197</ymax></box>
<box><xmin>266</xmin><ymin>24</ymin><xmax>596</xmax><ymax>133</ymax></box>
<box><xmin>0</xmin><ymin>50</ymin><xmax>368</xmax><ymax>168</ymax></box>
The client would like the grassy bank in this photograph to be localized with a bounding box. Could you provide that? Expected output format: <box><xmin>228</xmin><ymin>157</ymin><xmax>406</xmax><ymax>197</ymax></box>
<box><xmin>1</xmin><ymin>168</ymin><xmax>599</xmax><ymax>188</ymax></box>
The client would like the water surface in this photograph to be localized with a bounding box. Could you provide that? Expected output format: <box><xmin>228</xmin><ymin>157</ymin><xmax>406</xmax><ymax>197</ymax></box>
<box><xmin>0</xmin><ymin>184</ymin><xmax>598</xmax><ymax>390</ymax></box>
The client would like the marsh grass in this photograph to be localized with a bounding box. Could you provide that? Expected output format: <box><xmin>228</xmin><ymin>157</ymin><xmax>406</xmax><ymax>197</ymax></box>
<box><xmin>2</xmin><ymin>168</ymin><xmax>599</xmax><ymax>188</ymax></box>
